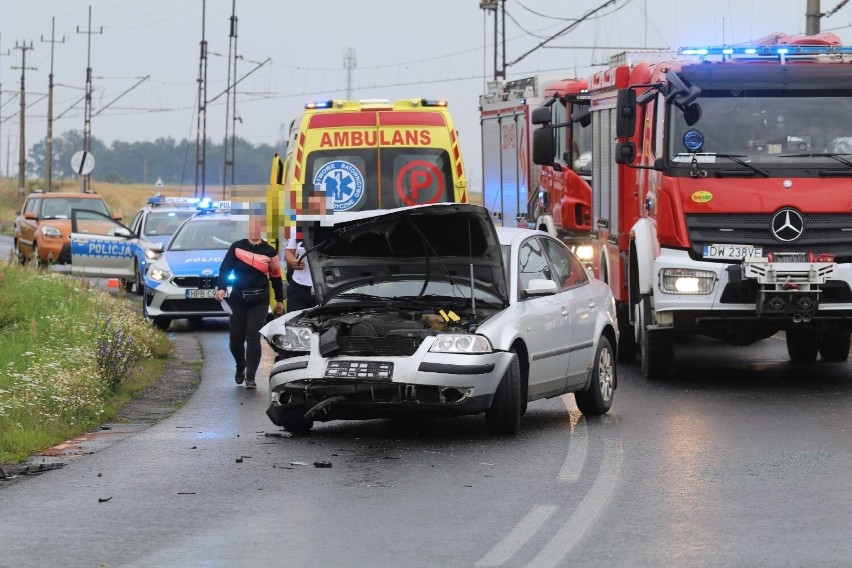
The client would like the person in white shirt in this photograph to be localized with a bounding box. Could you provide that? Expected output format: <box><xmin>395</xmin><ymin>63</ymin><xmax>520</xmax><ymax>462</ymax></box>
<box><xmin>284</xmin><ymin>233</ymin><xmax>316</xmax><ymax>312</ymax></box>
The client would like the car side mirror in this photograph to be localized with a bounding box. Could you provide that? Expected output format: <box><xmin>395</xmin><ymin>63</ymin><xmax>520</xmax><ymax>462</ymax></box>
<box><xmin>113</xmin><ymin>227</ymin><xmax>133</xmax><ymax>238</ymax></box>
<box><xmin>113</xmin><ymin>214</ymin><xmax>123</xmax><ymax>222</ymax></box>
<box><xmin>524</xmin><ymin>279</ymin><xmax>558</xmax><ymax>296</ymax></box>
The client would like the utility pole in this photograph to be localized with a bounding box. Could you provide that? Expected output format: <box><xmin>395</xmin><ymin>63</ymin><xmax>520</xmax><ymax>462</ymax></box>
<box><xmin>479</xmin><ymin>0</ymin><xmax>506</xmax><ymax>81</ymax></box>
<box><xmin>41</xmin><ymin>18</ymin><xmax>65</xmax><ymax>192</ymax></box>
<box><xmin>77</xmin><ymin>6</ymin><xmax>102</xmax><ymax>193</ymax></box>
<box><xmin>223</xmin><ymin>0</ymin><xmax>238</xmax><ymax>198</ymax></box>
<box><xmin>344</xmin><ymin>48</ymin><xmax>356</xmax><ymax>99</ymax></box>
<box><xmin>195</xmin><ymin>0</ymin><xmax>209</xmax><ymax>198</ymax></box>
<box><xmin>0</xmin><ymin>34</ymin><xmax>8</xmax><ymax>184</ymax></box>
<box><xmin>807</xmin><ymin>0</ymin><xmax>821</xmax><ymax>34</ymax></box>
<box><xmin>12</xmin><ymin>41</ymin><xmax>35</xmax><ymax>197</ymax></box>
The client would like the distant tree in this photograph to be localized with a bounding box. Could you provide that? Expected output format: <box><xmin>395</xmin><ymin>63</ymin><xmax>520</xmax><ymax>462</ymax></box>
<box><xmin>27</xmin><ymin>132</ymin><xmax>278</xmax><ymax>186</ymax></box>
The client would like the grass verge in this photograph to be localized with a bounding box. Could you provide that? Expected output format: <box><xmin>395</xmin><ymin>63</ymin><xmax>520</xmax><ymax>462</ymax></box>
<box><xmin>0</xmin><ymin>261</ymin><xmax>172</xmax><ymax>465</ymax></box>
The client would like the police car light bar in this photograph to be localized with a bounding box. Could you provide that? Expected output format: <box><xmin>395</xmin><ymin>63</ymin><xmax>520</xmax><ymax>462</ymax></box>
<box><xmin>147</xmin><ymin>196</ymin><xmax>201</xmax><ymax>206</ymax></box>
<box><xmin>679</xmin><ymin>44</ymin><xmax>852</xmax><ymax>57</ymax></box>
<box><xmin>196</xmin><ymin>198</ymin><xmax>231</xmax><ymax>211</ymax></box>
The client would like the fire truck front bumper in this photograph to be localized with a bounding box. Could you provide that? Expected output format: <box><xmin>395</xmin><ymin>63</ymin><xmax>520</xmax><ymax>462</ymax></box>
<box><xmin>650</xmin><ymin>250</ymin><xmax>852</xmax><ymax>336</ymax></box>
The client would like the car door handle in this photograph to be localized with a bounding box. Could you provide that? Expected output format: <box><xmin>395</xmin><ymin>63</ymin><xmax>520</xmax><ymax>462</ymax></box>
<box><xmin>561</xmin><ymin>309</ymin><xmax>569</xmax><ymax>316</ymax></box>
<box><xmin>588</xmin><ymin>301</ymin><xmax>597</xmax><ymax>309</ymax></box>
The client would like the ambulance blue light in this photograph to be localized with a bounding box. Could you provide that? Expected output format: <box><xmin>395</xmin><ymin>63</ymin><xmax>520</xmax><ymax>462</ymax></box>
<box><xmin>421</xmin><ymin>99</ymin><xmax>448</xmax><ymax>107</ymax></box>
<box><xmin>227</xmin><ymin>271</ymin><xmax>236</xmax><ymax>282</ymax></box>
<box><xmin>722</xmin><ymin>48</ymin><xmax>734</xmax><ymax>55</ymax></box>
<box><xmin>683</xmin><ymin>129</ymin><xmax>705</xmax><ymax>152</ymax></box>
<box><xmin>197</xmin><ymin>198</ymin><xmax>214</xmax><ymax>211</ymax></box>
<box><xmin>306</xmin><ymin>100</ymin><xmax>333</xmax><ymax>109</ymax></box>
<box><xmin>777</xmin><ymin>48</ymin><xmax>789</xmax><ymax>54</ymax></box>
<box><xmin>744</xmin><ymin>48</ymin><xmax>757</xmax><ymax>54</ymax></box>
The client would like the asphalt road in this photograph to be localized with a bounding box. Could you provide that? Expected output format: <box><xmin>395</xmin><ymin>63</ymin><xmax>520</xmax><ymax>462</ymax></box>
<box><xmin>0</xmin><ymin>290</ymin><xmax>850</xmax><ymax>566</ymax></box>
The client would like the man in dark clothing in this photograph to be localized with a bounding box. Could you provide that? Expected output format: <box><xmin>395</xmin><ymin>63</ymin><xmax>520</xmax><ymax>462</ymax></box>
<box><xmin>214</xmin><ymin>216</ymin><xmax>285</xmax><ymax>389</ymax></box>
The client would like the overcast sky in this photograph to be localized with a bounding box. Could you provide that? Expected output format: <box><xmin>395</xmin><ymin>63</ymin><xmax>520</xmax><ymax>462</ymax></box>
<box><xmin>4</xmin><ymin>0</ymin><xmax>852</xmax><ymax>187</ymax></box>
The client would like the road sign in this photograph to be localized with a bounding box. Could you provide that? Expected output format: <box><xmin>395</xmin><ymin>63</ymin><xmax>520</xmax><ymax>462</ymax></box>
<box><xmin>71</xmin><ymin>150</ymin><xmax>96</xmax><ymax>176</ymax></box>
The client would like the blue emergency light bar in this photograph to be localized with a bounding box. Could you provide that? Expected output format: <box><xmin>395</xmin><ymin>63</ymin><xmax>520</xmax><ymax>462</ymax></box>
<box><xmin>305</xmin><ymin>100</ymin><xmax>334</xmax><ymax>109</ymax></box>
<box><xmin>196</xmin><ymin>198</ymin><xmax>230</xmax><ymax>212</ymax></box>
<box><xmin>421</xmin><ymin>99</ymin><xmax>448</xmax><ymax>107</ymax></box>
<box><xmin>147</xmin><ymin>196</ymin><xmax>201</xmax><ymax>206</ymax></box>
<box><xmin>679</xmin><ymin>44</ymin><xmax>852</xmax><ymax>57</ymax></box>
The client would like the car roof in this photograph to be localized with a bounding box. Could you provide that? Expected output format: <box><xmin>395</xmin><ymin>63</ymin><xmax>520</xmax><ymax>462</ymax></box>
<box><xmin>494</xmin><ymin>226</ymin><xmax>549</xmax><ymax>246</ymax></box>
<box><xmin>27</xmin><ymin>192</ymin><xmax>105</xmax><ymax>199</ymax></box>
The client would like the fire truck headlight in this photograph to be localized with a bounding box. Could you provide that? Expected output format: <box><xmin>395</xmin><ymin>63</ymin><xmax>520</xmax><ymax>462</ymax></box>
<box><xmin>574</xmin><ymin>245</ymin><xmax>593</xmax><ymax>261</ymax></box>
<box><xmin>660</xmin><ymin>268</ymin><xmax>716</xmax><ymax>295</ymax></box>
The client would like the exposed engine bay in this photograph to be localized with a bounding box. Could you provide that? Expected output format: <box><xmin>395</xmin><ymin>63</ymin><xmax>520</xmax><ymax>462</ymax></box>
<box><xmin>290</xmin><ymin>302</ymin><xmax>500</xmax><ymax>357</ymax></box>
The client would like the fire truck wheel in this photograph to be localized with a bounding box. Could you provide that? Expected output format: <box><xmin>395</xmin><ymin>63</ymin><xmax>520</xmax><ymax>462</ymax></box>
<box><xmin>818</xmin><ymin>331</ymin><xmax>851</xmax><ymax>362</ymax></box>
<box><xmin>617</xmin><ymin>303</ymin><xmax>637</xmax><ymax>362</ymax></box>
<box><xmin>636</xmin><ymin>296</ymin><xmax>674</xmax><ymax>380</ymax></box>
<box><xmin>785</xmin><ymin>329</ymin><xmax>820</xmax><ymax>362</ymax></box>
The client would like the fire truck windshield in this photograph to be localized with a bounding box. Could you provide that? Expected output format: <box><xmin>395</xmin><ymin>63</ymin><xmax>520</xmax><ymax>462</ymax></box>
<box><xmin>668</xmin><ymin>90</ymin><xmax>852</xmax><ymax>169</ymax></box>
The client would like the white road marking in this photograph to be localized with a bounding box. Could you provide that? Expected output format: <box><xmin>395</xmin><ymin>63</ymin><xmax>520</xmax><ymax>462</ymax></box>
<box><xmin>558</xmin><ymin>397</ymin><xmax>588</xmax><ymax>482</ymax></box>
<box><xmin>475</xmin><ymin>505</ymin><xmax>558</xmax><ymax>567</ymax></box>
<box><xmin>526</xmin><ymin>439</ymin><xmax>624</xmax><ymax>568</ymax></box>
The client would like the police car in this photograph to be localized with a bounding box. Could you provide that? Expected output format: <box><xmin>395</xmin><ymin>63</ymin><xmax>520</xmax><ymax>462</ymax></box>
<box><xmin>122</xmin><ymin>196</ymin><xmax>198</xmax><ymax>295</ymax></box>
<box><xmin>142</xmin><ymin>200</ymin><xmax>247</xmax><ymax>331</ymax></box>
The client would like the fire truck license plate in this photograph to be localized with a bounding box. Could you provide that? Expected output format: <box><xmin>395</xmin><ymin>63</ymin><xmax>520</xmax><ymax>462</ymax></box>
<box><xmin>186</xmin><ymin>289</ymin><xmax>216</xmax><ymax>299</ymax></box>
<box><xmin>703</xmin><ymin>244</ymin><xmax>763</xmax><ymax>260</ymax></box>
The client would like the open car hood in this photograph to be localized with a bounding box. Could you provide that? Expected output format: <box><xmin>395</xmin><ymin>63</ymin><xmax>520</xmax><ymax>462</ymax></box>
<box><xmin>304</xmin><ymin>204</ymin><xmax>508</xmax><ymax>306</ymax></box>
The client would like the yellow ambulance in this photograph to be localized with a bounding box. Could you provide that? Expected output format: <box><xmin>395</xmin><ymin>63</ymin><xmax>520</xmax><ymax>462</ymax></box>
<box><xmin>266</xmin><ymin>98</ymin><xmax>468</xmax><ymax>243</ymax></box>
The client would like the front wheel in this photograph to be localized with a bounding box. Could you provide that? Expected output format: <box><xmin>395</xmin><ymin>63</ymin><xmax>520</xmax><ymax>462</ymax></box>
<box><xmin>636</xmin><ymin>296</ymin><xmax>674</xmax><ymax>380</ymax></box>
<box><xmin>153</xmin><ymin>318</ymin><xmax>171</xmax><ymax>331</ymax></box>
<box><xmin>485</xmin><ymin>351</ymin><xmax>521</xmax><ymax>435</ymax></box>
<box><xmin>575</xmin><ymin>336</ymin><xmax>615</xmax><ymax>415</ymax></box>
<box><xmin>819</xmin><ymin>331</ymin><xmax>851</xmax><ymax>362</ymax></box>
<box><xmin>786</xmin><ymin>329</ymin><xmax>820</xmax><ymax>362</ymax></box>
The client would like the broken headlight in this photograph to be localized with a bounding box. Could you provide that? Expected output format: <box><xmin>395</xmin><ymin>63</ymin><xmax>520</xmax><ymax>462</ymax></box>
<box><xmin>429</xmin><ymin>334</ymin><xmax>493</xmax><ymax>354</ymax></box>
<box><xmin>271</xmin><ymin>327</ymin><xmax>312</xmax><ymax>351</ymax></box>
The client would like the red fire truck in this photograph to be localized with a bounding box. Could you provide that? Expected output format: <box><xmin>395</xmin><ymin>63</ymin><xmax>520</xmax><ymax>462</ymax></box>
<box><xmin>533</xmin><ymin>33</ymin><xmax>852</xmax><ymax>379</ymax></box>
<box><xmin>480</xmin><ymin>76</ymin><xmax>592</xmax><ymax>251</ymax></box>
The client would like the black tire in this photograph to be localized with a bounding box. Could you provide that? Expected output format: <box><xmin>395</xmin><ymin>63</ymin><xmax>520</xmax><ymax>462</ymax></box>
<box><xmin>133</xmin><ymin>261</ymin><xmax>144</xmax><ymax>296</ymax></box>
<box><xmin>786</xmin><ymin>329</ymin><xmax>820</xmax><ymax>362</ymax></box>
<box><xmin>616</xmin><ymin>302</ymin><xmax>636</xmax><ymax>362</ymax></box>
<box><xmin>486</xmin><ymin>352</ymin><xmax>522</xmax><ymax>435</ymax></box>
<box><xmin>575</xmin><ymin>336</ymin><xmax>616</xmax><ymax>415</ymax></box>
<box><xmin>281</xmin><ymin>412</ymin><xmax>314</xmax><ymax>434</ymax></box>
<box><xmin>819</xmin><ymin>331</ymin><xmax>850</xmax><ymax>362</ymax></box>
<box><xmin>33</xmin><ymin>242</ymin><xmax>46</xmax><ymax>268</ymax></box>
<box><xmin>636</xmin><ymin>295</ymin><xmax>674</xmax><ymax>380</ymax></box>
<box><xmin>15</xmin><ymin>240</ymin><xmax>27</xmax><ymax>265</ymax></box>
<box><xmin>153</xmin><ymin>318</ymin><xmax>171</xmax><ymax>331</ymax></box>
<box><xmin>121</xmin><ymin>278</ymin><xmax>134</xmax><ymax>293</ymax></box>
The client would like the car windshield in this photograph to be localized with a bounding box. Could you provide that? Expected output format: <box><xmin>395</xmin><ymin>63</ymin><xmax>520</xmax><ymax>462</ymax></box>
<box><xmin>669</xmin><ymin>91</ymin><xmax>852</xmax><ymax>166</ymax></box>
<box><xmin>305</xmin><ymin>148</ymin><xmax>455</xmax><ymax>211</ymax></box>
<box><xmin>143</xmin><ymin>210</ymin><xmax>195</xmax><ymax>237</ymax></box>
<box><xmin>41</xmin><ymin>198</ymin><xmax>110</xmax><ymax>219</ymax></box>
<box><xmin>329</xmin><ymin>279</ymin><xmax>503</xmax><ymax>306</ymax></box>
<box><xmin>168</xmin><ymin>217</ymin><xmax>248</xmax><ymax>251</ymax></box>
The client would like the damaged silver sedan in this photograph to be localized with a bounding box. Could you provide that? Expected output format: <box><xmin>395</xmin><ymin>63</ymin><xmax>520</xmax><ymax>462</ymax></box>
<box><xmin>260</xmin><ymin>203</ymin><xmax>618</xmax><ymax>435</ymax></box>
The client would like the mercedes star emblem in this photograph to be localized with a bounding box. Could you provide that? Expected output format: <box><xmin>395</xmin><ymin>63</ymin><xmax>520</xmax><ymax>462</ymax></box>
<box><xmin>771</xmin><ymin>208</ymin><xmax>805</xmax><ymax>242</ymax></box>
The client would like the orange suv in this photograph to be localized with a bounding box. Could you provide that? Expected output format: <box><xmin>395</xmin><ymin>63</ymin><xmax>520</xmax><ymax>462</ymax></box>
<box><xmin>14</xmin><ymin>191</ymin><xmax>118</xmax><ymax>265</ymax></box>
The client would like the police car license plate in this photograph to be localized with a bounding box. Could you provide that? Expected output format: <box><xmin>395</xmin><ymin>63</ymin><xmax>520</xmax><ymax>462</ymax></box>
<box><xmin>703</xmin><ymin>244</ymin><xmax>763</xmax><ymax>260</ymax></box>
<box><xmin>186</xmin><ymin>289</ymin><xmax>216</xmax><ymax>299</ymax></box>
